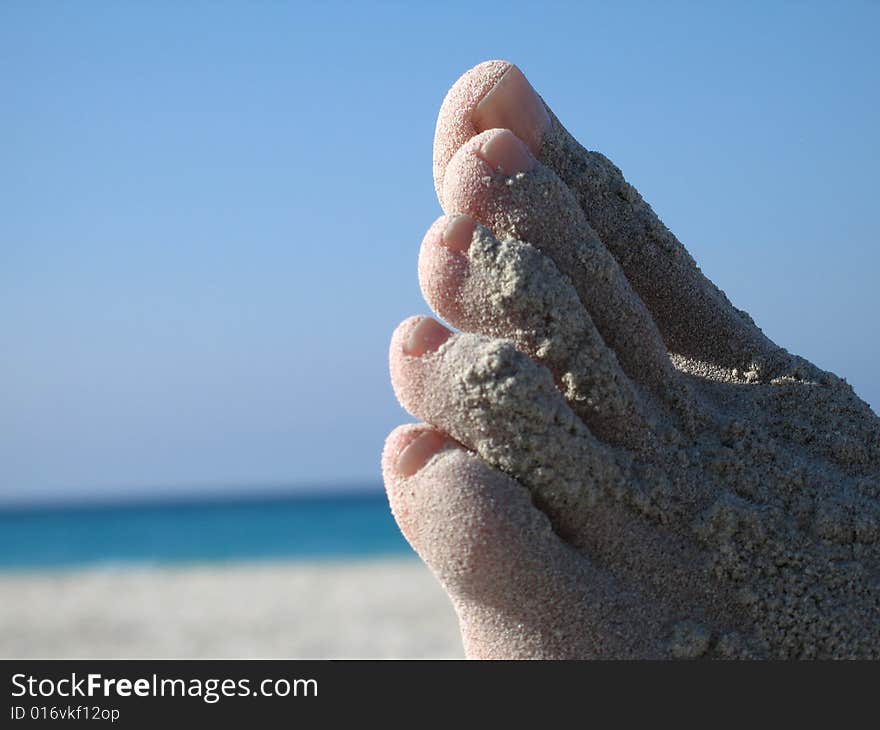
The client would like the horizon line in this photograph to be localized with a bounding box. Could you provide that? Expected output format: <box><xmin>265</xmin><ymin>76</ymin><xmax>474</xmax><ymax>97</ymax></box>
<box><xmin>0</xmin><ymin>481</ymin><xmax>386</xmax><ymax>513</ymax></box>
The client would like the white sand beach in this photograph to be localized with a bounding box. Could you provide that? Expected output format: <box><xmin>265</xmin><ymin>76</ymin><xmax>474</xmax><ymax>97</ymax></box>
<box><xmin>0</xmin><ymin>558</ymin><xmax>463</xmax><ymax>659</ymax></box>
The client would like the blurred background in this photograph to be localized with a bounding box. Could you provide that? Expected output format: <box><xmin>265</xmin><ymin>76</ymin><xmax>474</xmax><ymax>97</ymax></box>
<box><xmin>1</xmin><ymin>1</ymin><xmax>877</xmax><ymax>657</ymax></box>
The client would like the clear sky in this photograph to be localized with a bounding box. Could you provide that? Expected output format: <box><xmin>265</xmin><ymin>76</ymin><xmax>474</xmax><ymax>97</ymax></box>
<box><xmin>2</xmin><ymin>2</ymin><xmax>878</xmax><ymax>503</ymax></box>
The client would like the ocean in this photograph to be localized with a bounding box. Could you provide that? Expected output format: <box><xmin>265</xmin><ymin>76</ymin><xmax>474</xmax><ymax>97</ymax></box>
<box><xmin>0</xmin><ymin>490</ymin><xmax>414</xmax><ymax>570</ymax></box>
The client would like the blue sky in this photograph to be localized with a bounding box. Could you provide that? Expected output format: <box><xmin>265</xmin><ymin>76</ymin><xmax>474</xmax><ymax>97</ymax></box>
<box><xmin>1</xmin><ymin>2</ymin><xmax>878</xmax><ymax>503</ymax></box>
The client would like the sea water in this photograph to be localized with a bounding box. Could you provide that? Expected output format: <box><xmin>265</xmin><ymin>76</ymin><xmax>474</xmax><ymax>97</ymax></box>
<box><xmin>0</xmin><ymin>490</ymin><xmax>413</xmax><ymax>570</ymax></box>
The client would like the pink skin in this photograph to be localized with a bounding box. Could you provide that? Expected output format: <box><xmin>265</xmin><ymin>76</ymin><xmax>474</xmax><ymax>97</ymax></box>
<box><xmin>437</xmin><ymin>62</ymin><xmax>778</xmax><ymax>372</ymax></box>
<box><xmin>441</xmin><ymin>128</ymin><xmax>536</xmax><ymax>218</ymax></box>
<box><xmin>474</xmin><ymin>128</ymin><xmax>536</xmax><ymax>177</ymax></box>
<box><xmin>395</xmin><ymin>428</ymin><xmax>448</xmax><ymax>478</ymax></box>
<box><xmin>441</xmin><ymin>127</ymin><xmax>535</xmax><ymax>211</ymax></box>
<box><xmin>439</xmin><ymin>214</ymin><xmax>474</xmax><ymax>253</ymax></box>
<box><xmin>436</xmin><ymin>126</ymin><xmax>681</xmax><ymax>403</ymax></box>
<box><xmin>384</xmin><ymin>59</ymin><xmax>880</xmax><ymax>661</ymax></box>
<box><xmin>388</xmin><ymin>316</ymin><xmax>451</xmax><ymax>427</ymax></box>
<box><xmin>433</xmin><ymin>61</ymin><xmax>549</xmax><ymax>209</ymax></box>
<box><xmin>401</xmin><ymin>316</ymin><xmax>452</xmax><ymax>358</ymax></box>
<box><xmin>387</xmin><ymin>61</ymin><xmax>648</xmax><ymax>658</ymax></box>
<box><xmin>386</xmin><ymin>63</ymin><xmax>574</xmax><ymax>657</ymax></box>
<box><xmin>382</xmin><ymin>421</ymin><xmax>603</xmax><ymax>660</ymax></box>
<box><xmin>416</xmin><ymin>216</ymin><xmax>472</xmax><ymax>330</ymax></box>
<box><xmin>385</xmin><ymin>313</ymin><xmax>645</xmax><ymax>659</ymax></box>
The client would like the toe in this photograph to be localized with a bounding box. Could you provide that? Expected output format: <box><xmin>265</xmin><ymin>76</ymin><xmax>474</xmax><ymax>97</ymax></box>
<box><xmin>441</xmin><ymin>130</ymin><xmax>693</xmax><ymax>421</ymax></box>
<box><xmin>434</xmin><ymin>60</ymin><xmax>778</xmax><ymax>372</ymax></box>
<box><xmin>383</xmin><ymin>422</ymin><xmax>561</xmax><ymax>598</ymax></box>
<box><xmin>383</xmin><ymin>422</ymin><xmax>586</xmax><ymax>657</ymax></box>
<box><xmin>474</xmin><ymin>127</ymin><xmax>536</xmax><ymax>177</ymax></box>
<box><xmin>418</xmin><ymin>214</ymin><xmax>657</xmax><ymax>451</ymax></box>
<box><xmin>382</xmin><ymin>423</ymin><xmax>671</xmax><ymax>659</ymax></box>
<box><xmin>381</xmin><ymin>424</ymin><xmax>603</xmax><ymax>658</ymax></box>
<box><xmin>472</xmin><ymin>65</ymin><xmax>550</xmax><ymax>158</ymax></box>
<box><xmin>538</xmin><ymin>115</ymin><xmax>779</xmax><ymax>371</ymax></box>
<box><xmin>389</xmin><ymin>316</ymin><xmax>622</xmax><ymax>542</ymax></box>
<box><xmin>433</xmin><ymin>61</ymin><xmax>550</xmax><ymax>209</ymax></box>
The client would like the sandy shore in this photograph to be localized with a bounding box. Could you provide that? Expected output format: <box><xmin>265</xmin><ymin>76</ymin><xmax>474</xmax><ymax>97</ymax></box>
<box><xmin>0</xmin><ymin>557</ymin><xmax>463</xmax><ymax>659</ymax></box>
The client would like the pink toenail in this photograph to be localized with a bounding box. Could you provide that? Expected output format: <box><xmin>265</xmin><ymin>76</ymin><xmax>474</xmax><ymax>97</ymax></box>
<box><xmin>476</xmin><ymin>129</ymin><xmax>535</xmax><ymax>176</ymax></box>
<box><xmin>402</xmin><ymin>318</ymin><xmax>451</xmax><ymax>357</ymax></box>
<box><xmin>441</xmin><ymin>215</ymin><xmax>475</xmax><ymax>253</ymax></box>
<box><xmin>395</xmin><ymin>430</ymin><xmax>446</xmax><ymax>477</ymax></box>
<box><xmin>472</xmin><ymin>65</ymin><xmax>550</xmax><ymax>156</ymax></box>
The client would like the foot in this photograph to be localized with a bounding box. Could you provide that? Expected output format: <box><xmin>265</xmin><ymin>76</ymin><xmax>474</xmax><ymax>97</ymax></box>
<box><xmin>383</xmin><ymin>61</ymin><xmax>880</xmax><ymax>659</ymax></box>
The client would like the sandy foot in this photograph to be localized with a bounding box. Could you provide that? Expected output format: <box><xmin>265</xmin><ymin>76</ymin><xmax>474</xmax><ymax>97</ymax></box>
<box><xmin>384</xmin><ymin>61</ymin><xmax>880</xmax><ymax>659</ymax></box>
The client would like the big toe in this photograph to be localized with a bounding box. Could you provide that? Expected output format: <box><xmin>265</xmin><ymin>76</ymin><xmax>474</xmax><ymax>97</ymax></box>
<box><xmin>382</xmin><ymin>423</ymin><xmax>597</xmax><ymax>659</ymax></box>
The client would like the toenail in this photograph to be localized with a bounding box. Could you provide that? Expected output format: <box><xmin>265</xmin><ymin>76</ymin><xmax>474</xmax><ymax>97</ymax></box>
<box><xmin>403</xmin><ymin>318</ymin><xmax>452</xmax><ymax>357</ymax></box>
<box><xmin>476</xmin><ymin>129</ymin><xmax>535</xmax><ymax>176</ymax></box>
<box><xmin>441</xmin><ymin>215</ymin><xmax>475</xmax><ymax>253</ymax></box>
<box><xmin>472</xmin><ymin>65</ymin><xmax>550</xmax><ymax>156</ymax></box>
<box><xmin>395</xmin><ymin>430</ymin><xmax>446</xmax><ymax>477</ymax></box>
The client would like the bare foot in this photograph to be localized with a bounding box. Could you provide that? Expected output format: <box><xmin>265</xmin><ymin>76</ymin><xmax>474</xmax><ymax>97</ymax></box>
<box><xmin>383</xmin><ymin>61</ymin><xmax>880</xmax><ymax>659</ymax></box>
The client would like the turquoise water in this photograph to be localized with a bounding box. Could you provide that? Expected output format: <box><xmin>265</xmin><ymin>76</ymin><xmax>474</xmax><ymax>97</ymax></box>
<box><xmin>0</xmin><ymin>490</ymin><xmax>413</xmax><ymax>570</ymax></box>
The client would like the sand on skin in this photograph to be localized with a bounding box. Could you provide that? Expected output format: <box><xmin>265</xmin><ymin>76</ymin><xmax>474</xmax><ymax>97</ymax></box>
<box><xmin>387</xmin><ymin>61</ymin><xmax>880</xmax><ymax>658</ymax></box>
